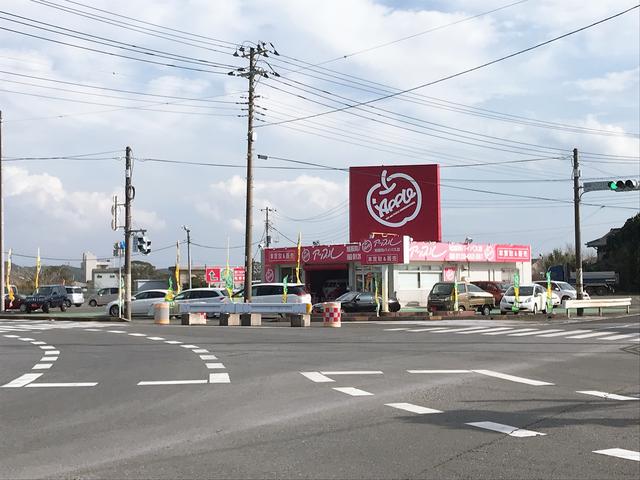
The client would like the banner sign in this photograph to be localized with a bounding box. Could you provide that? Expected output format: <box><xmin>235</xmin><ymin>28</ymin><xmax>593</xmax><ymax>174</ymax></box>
<box><xmin>349</xmin><ymin>164</ymin><xmax>441</xmax><ymax>242</ymax></box>
<box><xmin>409</xmin><ymin>242</ymin><xmax>531</xmax><ymax>263</ymax></box>
<box><xmin>233</xmin><ymin>267</ymin><xmax>245</xmax><ymax>284</ymax></box>
<box><xmin>204</xmin><ymin>266</ymin><xmax>244</xmax><ymax>285</ymax></box>
<box><xmin>205</xmin><ymin>267</ymin><xmax>221</xmax><ymax>284</ymax></box>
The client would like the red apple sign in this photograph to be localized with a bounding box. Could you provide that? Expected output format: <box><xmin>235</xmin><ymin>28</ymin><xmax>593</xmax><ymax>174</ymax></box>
<box><xmin>366</xmin><ymin>170</ymin><xmax>422</xmax><ymax>227</ymax></box>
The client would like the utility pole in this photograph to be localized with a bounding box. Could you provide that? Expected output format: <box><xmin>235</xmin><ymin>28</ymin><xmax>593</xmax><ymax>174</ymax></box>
<box><xmin>261</xmin><ymin>207</ymin><xmax>276</xmax><ymax>247</ymax></box>
<box><xmin>182</xmin><ymin>225</ymin><xmax>192</xmax><ymax>289</ymax></box>
<box><xmin>572</xmin><ymin>147</ymin><xmax>584</xmax><ymax>316</ymax></box>
<box><xmin>124</xmin><ymin>146</ymin><xmax>133</xmax><ymax>322</ymax></box>
<box><xmin>0</xmin><ymin>110</ymin><xmax>4</xmax><ymax>312</ymax></box>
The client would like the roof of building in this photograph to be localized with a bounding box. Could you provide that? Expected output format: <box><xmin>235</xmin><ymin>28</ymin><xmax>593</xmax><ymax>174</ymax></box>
<box><xmin>586</xmin><ymin>228</ymin><xmax>621</xmax><ymax>248</ymax></box>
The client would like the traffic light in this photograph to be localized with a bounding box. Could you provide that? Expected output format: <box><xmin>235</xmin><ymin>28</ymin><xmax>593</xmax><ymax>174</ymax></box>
<box><xmin>607</xmin><ymin>179</ymin><xmax>639</xmax><ymax>191</ymax></box>
<box><xmin>136</xmin><ymin>234</ymin><xmax>151</xmax><ymax>255</ymax></box>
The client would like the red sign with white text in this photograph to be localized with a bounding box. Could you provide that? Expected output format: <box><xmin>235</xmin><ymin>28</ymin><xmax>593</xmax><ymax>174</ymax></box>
<box><xmin>409</xmin><ymin>242</ymin><xmax>530</xmax><ymax>263</ymax></box>
<box><xmin>349</xmin><ymin>165</ymin><xmax>441</xmax><ymax>242</ymax></box>
<box><xmin>233</xmin><ymin>267</ymin><xmax>245</xmax><ymax>284</ymax></box>
<box><xmin>205</xmin><ymin>267</ymin><xmax>221</xmax><ymax>283</ymax></box>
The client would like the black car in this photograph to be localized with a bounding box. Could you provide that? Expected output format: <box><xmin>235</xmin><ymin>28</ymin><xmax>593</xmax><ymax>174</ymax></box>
<box><xmin>23</xmin><ymin>285</ymin><xmax>68</xmax><ymax>313</ymax></box>
<box><xmin>314</xmin><ymin>291</ymin><xmax>401</xmax><ymax>313</ymax></box>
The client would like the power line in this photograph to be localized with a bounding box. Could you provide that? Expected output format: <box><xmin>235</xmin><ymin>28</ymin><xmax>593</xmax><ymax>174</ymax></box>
<box><xmin>256</xmin><ymin>5</ymin><xmax>639</xmax><ymax>128</ymax></box>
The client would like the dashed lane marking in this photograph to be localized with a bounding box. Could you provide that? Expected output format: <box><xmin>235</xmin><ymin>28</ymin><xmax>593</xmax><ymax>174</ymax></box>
<box><xmin>466</xmin><ymin>421</ymin><xmax>546</xmax><ymax>437</ymax></box>
<box><xmin>407</xmin><ymin>370</ymin><xmax>472</xmax><ymax>374</ymax></box>
<box><xmin>333</xmin><ymin>387</ymin><xmax>373</xmax><ymax>396</ymax></box>
<box><xmin>320</xmin><ymin>371</ymin><xmax>383</xmax><ymax>376</ymax></box>
<box><xmin>385</xmin><ymin>403</ymin><xmax>442</xmax><ymax>414</ymax></box>
<box><xmin>128</xmin><ymin>333</ymin><xmax>147</xmax><ymax>337</ymax></box>
<box><xmin>593</xmin><ymin>448</ymin><xmax>640</xmax><ymax>462</ymax></box>
<box><xmin>300</xmin><ymin>372</ymin><xmax>334</xmax><ymax>383</ymax></box>
<box><xmin>577</xmin><ymin>391</ymin><xmax>639</xmax><ymax>401</ymax></box>
<box><xmin>108</xmin><ymin>330</ymin><xmax>126</xmax><ymax>334</ymax></box>
<box><xmin>147</xmin><ymin>337</ymin><xmax>164</xmax><ymax>340</ymax></box>
<box><xmin>209</xmin><ymin>373</ymin><xmax>231</xmax><ymax>383</ymax></box>
<box><xmin>26</xmin><ymin>382</ymin><xmax>98</xmax><ymax>388</ymax></box>
<box><xmin>473</xmin><ymin>369</ymin><xmax>554</xmax><ymax>386</ymax></box>
<box><xmin>137</xmin><ymin>380</ymin><xmax>208</xmax><ymax>386</ymax></box>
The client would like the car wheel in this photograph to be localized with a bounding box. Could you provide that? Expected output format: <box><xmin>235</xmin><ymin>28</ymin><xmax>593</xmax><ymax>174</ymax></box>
<box><xmin>109</xmin><ymin>305</ymin><xmax>119</xmax><ymax>317</ymax></box>
<box><xmin>533</xmin><ymin>304</ymin><xmax>538</xmax><ymax>315</ymax></box>
<box><xmin>390</xmin><ymin>303</ymin><xmax>401</xmax><ymax>312</ymax></box>
<box><xmin>89</xmin><ymin>299</ymin><xmax>97</xmax><ymax>307</ymax></box>
<box><xmin>64</xmin><ymin>299</ymin><xmax>72</xmax><ymax>308</ymax></box>
<box><xmin>60</xmin><ymin>303</ymin><xmax>67</xmax><ymax>312</ymax></box>
<box><xmin>42</xmin><ymin>303</ymin><xmax>50</xmax><ymax>313</ymax></box>
<box><xmin>481</xmin><ymin>305</ymin><xmax>491</xmax><ymax>316</ymax></box>
<box><xmin>19</xmin><ymin>303</ymin><xmax>27</xmax><ymax>313</ymax></box>
<box><xmin>561</xmin><ymin>296</ymin><xmax>570</xmax><ymax>303</ymax></box>
<box><xmin>458</xmin><ymin>305</ymin><xmax>465</xmax><ymax>312</ymax></box>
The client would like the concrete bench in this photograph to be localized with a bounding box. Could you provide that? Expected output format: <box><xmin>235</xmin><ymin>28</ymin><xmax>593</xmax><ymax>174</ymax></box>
<box><xmin>564</xmin><ymin>297</ymin><xmax>631</xmax><ymax>318</ymax></box>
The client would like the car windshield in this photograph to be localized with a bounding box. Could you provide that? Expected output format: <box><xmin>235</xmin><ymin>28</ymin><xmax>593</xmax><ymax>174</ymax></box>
<box><xmin>557</xmin><ymin>282</ymin><xmax>575</xmax><ymax>291</ymax></box>
<box><xmin>34</xmin><ymin>287</ymin><xmax>52</xmax><ymax>295</ymax></box>
<box><xmin>505</xmin><ymin>286</ymin><xmax>534</xmax><ymax>296</ymax></box>
<box><xmin>336</xmin><ymin>292</ymin><xmax>357</xmax><ymax>302</ymax></box>
<box><xmin>431</xmin><ymin>283</ymin><xmax>453</xmax><ymax>295</ymax></box>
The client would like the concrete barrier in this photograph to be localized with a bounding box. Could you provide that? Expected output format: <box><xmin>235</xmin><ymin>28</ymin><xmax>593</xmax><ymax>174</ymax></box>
<box><xmin>154</xmin><ymin>303</ymin><xmax>170</xmax><ymax>325</ymax></box>
<box><xmin>219</xmin><ymin>313</ymin><xmax>241</xmax><ymax>326</ymax></box>
<box><xmin>181</xmin><ymin>312</ymin><xmax>206</xmax><ymax>325</ymax></box>
<box><xmin>240</xmin><ymin>313</ymin><xmax>261</xmax><ymax>326</ymax></box>
<box><xmin>288</xmin><ymin>313</ymin><xmax>311</xmax><ymax>327</ymax></box>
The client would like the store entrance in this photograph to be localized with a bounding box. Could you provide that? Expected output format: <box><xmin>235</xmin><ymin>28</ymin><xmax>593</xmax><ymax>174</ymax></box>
<box><xmin>304</xmin><ymin>265</ymin><xmax>349</xmax><ymax>304</ymax></box>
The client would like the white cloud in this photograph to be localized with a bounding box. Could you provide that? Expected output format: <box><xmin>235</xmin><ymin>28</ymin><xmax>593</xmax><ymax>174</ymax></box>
<box><xmin>572</xmin><ymin>68</ymin><xmax>639</xmax><ymax>94</ymax></box>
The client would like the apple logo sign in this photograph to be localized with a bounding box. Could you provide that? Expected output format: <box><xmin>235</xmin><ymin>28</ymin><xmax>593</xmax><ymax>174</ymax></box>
<box><xmin>366</xmin><ymin>170</ymin><xmax>422</xmax><ymax>227</ymax></box>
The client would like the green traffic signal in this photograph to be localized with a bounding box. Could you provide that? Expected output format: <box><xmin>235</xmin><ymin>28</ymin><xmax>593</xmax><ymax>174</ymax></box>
<box><xmin>608</xmin><ymin>181</ymin><xmax>618</xmax><ymax>190</ymax></box>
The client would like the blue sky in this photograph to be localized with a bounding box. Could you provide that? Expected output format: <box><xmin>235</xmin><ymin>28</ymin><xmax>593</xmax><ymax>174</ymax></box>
<box><xmin>1</xmin><ymin>0</ymin><xmax>638</xmax><ymax>268</ymax></box>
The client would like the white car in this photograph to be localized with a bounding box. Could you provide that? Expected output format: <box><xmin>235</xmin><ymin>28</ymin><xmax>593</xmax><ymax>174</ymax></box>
<box><xmin>64</xmin><ymin>286</ymin><xmax>85</xmax><ymax>308</ymax></box>
<box><xmin>233</xmin><ymin>283</ymin><xmax>312</xmax><ymax>304</ymax></box>
<box><xmin>106</xmin><ymin>289</ymin><xmax>168</xmax><ymax>317</ymax></box>
<box><xmin>500</xmin><ymin>284</ymin><xmax>557</xmax><ymax>314</ymax></box>
<box><xmin>151</xmin><ymin>288</ymin><xmax>229</xmax><ymax>317</ymax></box>
<box><xmin>533</xmin><ymin>280</ymin><xmax>589</xmax><ymax>306</ymax></box>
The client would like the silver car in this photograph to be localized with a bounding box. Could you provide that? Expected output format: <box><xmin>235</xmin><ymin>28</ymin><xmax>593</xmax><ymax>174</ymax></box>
<box><xmin>87</xmin><ymin>287</ymin><xmax>119</xmax><ymax>307</ymax></box>
<box><xmin>534</xmin><ymin>280</ymin><xmax>589</xmax><ymax>306</ymax></box>
<box><xmin>64</xmin><ymin>286</ymin><xmax>85</xmax><ymax>308</ymax></box>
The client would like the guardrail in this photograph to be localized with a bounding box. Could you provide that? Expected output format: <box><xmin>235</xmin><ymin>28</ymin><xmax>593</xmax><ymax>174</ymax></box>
<box><xmin>179</xmin><ymin>302</ymin><xmax>311</xmax><ymax>315</ymax></box>
<box><xmin>564</xmin><ymin>297</ymin><xmax>631</xmax><ymax>318</ymax></box>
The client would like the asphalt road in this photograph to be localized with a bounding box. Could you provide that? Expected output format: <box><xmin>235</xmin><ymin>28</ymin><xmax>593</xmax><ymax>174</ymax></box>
<box><xmin>1</xmin><ymin>314</ymin><xmax>638</xmax><ymax>479</ymax></box>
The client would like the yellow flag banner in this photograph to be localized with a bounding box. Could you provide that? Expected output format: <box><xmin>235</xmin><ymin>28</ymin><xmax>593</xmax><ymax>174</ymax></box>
<box><xmin>175</xmin><ymin>241</ymin><xmax>181</xmax><ymax>294</ymax></box>
<box><xmin>35</xmin><ymin>248</ymin><xmax>41</xmax><ymax>289</ymax></box>
<box><xmin>6</xmin><ymin>248</ymin><xmax>14</xmax><ymax>302</ymax></box>
<box><xmin>295</xmin><ymin>232</ymin><xmax>302</xmax><ymax>284</ymax></box>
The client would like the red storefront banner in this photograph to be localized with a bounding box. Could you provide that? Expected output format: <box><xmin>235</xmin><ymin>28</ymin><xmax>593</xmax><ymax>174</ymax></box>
<box><xmin>409</xmin><ymin>242</ymin><xmax>531</xmax><ymax>263</ymax></box>
<box><xmin>349</xmin><ymin>164</ymin><xmax>441</xmax><ymax>243</ymax></box>
<box><xmin>264</xmin><ymin>236</ymin><xmax>409</xmax><ymax>266</ymax></box>
<box><xmin>205</xmin><ymin>267</ymin><xmax>221</xmax><ymax>283</ymax></box>
<box><xmin>233</xmin><ymin>267</ymin><xmax>245</xmax><ymax>284</ymax></box>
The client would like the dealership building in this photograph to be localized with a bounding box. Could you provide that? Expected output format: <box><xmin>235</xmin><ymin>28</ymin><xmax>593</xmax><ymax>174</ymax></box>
<box><xmin>262</xmin><ymin>164</ymin><xmax>532</xmax><ymax>307</ymax></box>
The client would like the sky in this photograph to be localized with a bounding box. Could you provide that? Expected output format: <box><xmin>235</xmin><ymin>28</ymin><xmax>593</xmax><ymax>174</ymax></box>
<box><xmin>1</xmin><ymin>0</ymin><xmax>638</xmax><ymax>269</ymax></box>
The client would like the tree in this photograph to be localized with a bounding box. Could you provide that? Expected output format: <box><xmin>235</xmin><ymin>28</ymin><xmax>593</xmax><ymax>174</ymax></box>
<box><xmin>131</xmin><ymin>261</ymin><xmax>164</xmax><ymax>281</ymax></box>
<box><xmin>596</xmin><ymin>214</ymin><xmax>640</xmax><ymax>292</ymax></box>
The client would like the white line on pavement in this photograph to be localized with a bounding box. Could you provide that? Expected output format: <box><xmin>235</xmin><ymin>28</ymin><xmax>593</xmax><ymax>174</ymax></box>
<box><xmin>3</xmin><ymin>335</ymin><xmax>20</xmax><ymax>338</ymax></box>
<box><xmin>408</xmin><ymin>370</ymin><xmax>471</xmax><ymax>374</ymax></box>
<box><xmin>599</xmin><ymin>333</ymin><xmax>640</xmax><ymax>341</ymax></box>
<box><xmin>466</xmin><ymin>421</ymin><xmax>546</xmax><ymax>437</ymax></box>
<box><xmin>128</xmin><ymin>333</ymin><xmax>147</xmax><ymax>337</ymax></box>
<box><xmin>509</xmin><ymin>329</ymin><xmax>562</xmax><ymax>337</ymax></box>
<box><xmin>200</xmin><ymin>355</ymin><xmax>218</xmax><ymax>360</ymax></box>
<box><xmin>407</xmin><ymin>328</ymin><xmax>452</xmax><ymax>332</ymax></box>
<box><xmin>193</xmin><ymin>349</ymin><xmax>209</xmax><ymax>353</ymax></box>
<box><xmin>165</xmin><ymin>340</ymin><xmax>182</xmax><ymax>344</ymax></box>
<box><xmin>147</xmin><ymin>337</ymin><xmax>164</xmax><ymax>340</ymax></box>
<box><xmin>18</xmin><ymin>337</ymin><xmax>35</xmax><ymax>341</ymax></box>
<box><xmin>32</xmin><ymin>363</ymin><xmax>53</xmax><ymax>370</ymax></box>
<box><xmin>39</xmin><ymin>346</ymin><xmax>55</xmax><ymax>350</ymax></box>
<box><xmin>383</xmin><ymin>328</ymin><xmax>410</xmax><ymax>331</ymax></box>
<box><xmin>180</xmin><ymin>345</ymin><xmax>199</xmax><ymax>349</ymax></box>
<box><xmin>385</xmin><ymin>403</ymin><xmax>442</xmax><ymax>414</ymax></box>
<box><xmin>41</xmin><ymin>356</ymin><xmax>58</xmax><ymax>362</ymax></box>
<box><xmin>209</xmin><ymin>373</ymin><xmax>231</xmax><ymax>383</ymax></box>
<box><xmin>138</xmin><ymin>380</ymin><xmax>207</xmax><ymax>385</ymax></box>
<box><xmin>431</xmin><ymin>327</ymin><xmax>491</xmax><ymax>334</ymax></box>
<box><xmin>481</xmin><ymin>329</ymin><xmax>522</xmax><ymax>335</ymax></box>
<box><xmin>593</xmin><ymin>448</ymin><xmax>640</xmax><ymax>462</ymax></box>
<box><xmin>30</xmin><ymin>341</ymin><xmax>46</xmax><ymax>345</ymax></box>
<box><xmin>473</xmin><ymin>369</ymin><xmax>554</xmax><ymax>386</ymax></box>
<box><xmin>108</xmin><ymin>330</ymin><xmax>126</xmax><ymax>334</ymax></box>
<box><xmin>84</xmin><ymin>329</ymin><xmax>101</xmax><ymax>332</ymax></box>
<box><xmin>568</xmin><ymin>332</ymin><xmax>619</xmax><ymax>339</ymax></box>
<box><xmin>26</xmin><ymin>382</ymin><xmax>98</xmax><ymax>387</ymax></box>
<box><xmin>43</xmin><ymin>350</ymin><xmax>60</xmax><ymax>355</ymax></box>
<box><xmin>206</xmin><ymin>363</ymin><xmax>225</xmax><ymax>369</ymax></box>
<box><xmin>457</xmin><ymin>327</ymin><xmax>514</xmax><ymax>335</ymax></box>
<box><xmin>320</xmin><ymin>371</ymin><xmax>383</xmax><ymax>375</ymax></box>
<box><xmin>577</xmin><ymin>391</ymin><xmax>639</xmax><ymax>401</ymax></box>
<box><xmin>300</xmin><ymin>372</ymin><xmax>334</xmax><ymax>383</ymax></box>
<box><xmin>333</xmin><ymin>387</ymin><xmax>373</xmax><ymax>396</ymax></box>
<box><xmin>537</xmin><ymin>330</ymin><xmax>589</xmax><ymax>337</ymax></box>
<box><xmin>1</xmin><ymin>373</ymin><xmax>43</xmax><ymax>387</ymax></box>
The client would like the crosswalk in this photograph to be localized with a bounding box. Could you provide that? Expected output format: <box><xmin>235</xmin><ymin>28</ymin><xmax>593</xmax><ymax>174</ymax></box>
<box><xmin>383</xmin><ymin>325</ymin><xmax>640</xmax><ymax>342</ymax></box>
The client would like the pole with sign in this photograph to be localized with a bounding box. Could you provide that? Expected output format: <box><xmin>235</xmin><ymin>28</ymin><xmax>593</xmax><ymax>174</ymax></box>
<box><xmin>511</xmin><ymin>271</ymin><xmax>520</xmax><ymax>313</ymax></box>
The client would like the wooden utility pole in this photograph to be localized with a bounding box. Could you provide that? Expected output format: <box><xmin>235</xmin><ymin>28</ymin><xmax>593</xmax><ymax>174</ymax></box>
<box><xmin>243</xmin><ymin>47</ymin><xmax>256</xmax><ymax>302</ymax></box>
<box><xmin>262</xmin><ymin>206</ymin><xmax>276</xmax><ymax>247</ymax></box>
<box><xmin>572</xmin><ymin>147</ymin><xmax>584</xmax><ymax>316</ymax></box>
<box><xmin>124</xmin><ymin>146</ymin><xmax>133</xmax><ymax>321</ymax></box>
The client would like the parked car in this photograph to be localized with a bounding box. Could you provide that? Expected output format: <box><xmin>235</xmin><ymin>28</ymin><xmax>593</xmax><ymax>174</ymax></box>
<box><xmin>427</xmin><ymin>282</ymin><xmax>495</xmax><ymax>315</ymax></box>
<box><xmin>500</xmin><ymin>284</ymin><xmax>552</xmax><ymax>314</ymax></box>
<box><xmin>233</xmin><ymin>283</ymin><xmax>312</xmax><ymax>304</ymax></box>
<box><xmin>106</xmin><ymin>289</ymin><xmax>168</xmax><ymax>317</ymax></box>
<box><xmin>23</xmin><ymin>285</ymin><xmax>68</xmax><ymax>313</ymax></box>
<box><xmin>152</xmin><ymin>288</ymin><xmax>229</xmax><ymax>317</ymax></box>
<box><xmin>87</xmin><ymin>287</ymin><xmax>119</xmax><ymax>307</ymax></box>
<box><xmin>321</xmin><ymin>279</ymin><xmax>348</xmax><ymax>301</ymax></box>
<box><xmin>4</xmin><ymin>293</ymin><xmax>26</xmax><ymax>311</ymax></box>
<box><xmin>64</xmin><ymin>286</ymin><xmax>85</xmax><ymax>308</ymax></box>
<box><xmin>533</xmin><ymin>280</ymin><xmax>589</xmax><ymax>305</ymax></box>
<box><xmin>471</xmin><ymin>281</ymin><xmax>507</xmax><ymax>306</ymax></box>
<box><xmin>314</xmin><ymin>291</ymin><xmax>401</xmax><ymax>313</ymax></box>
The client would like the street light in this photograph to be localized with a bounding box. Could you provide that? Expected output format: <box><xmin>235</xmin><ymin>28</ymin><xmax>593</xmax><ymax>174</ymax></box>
<box><xmin>182</xmin><ymin>225</ymin><xmax>192</xmax><ymax>290</ymax></box>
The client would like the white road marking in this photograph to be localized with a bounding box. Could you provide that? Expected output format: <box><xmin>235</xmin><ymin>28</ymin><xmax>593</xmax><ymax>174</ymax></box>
<box><xmin>165</xmin><ymin>340</ymin><xmax>182</xmax><ymax>344</ymax></box>
<box><xmin>432</xmin><ymin>327</ymin><xmax>493</xmax><ymax>334</ymax></box>
<box><xmin>206</xmin><ymin>363</ymin><xmax>225</xmax><ymax>369</ymax></box>
<box><xmin>180</xmin><ymin>344</ymin><xmax>199</xmax><ymax>349</ymax></box>
<box><xmin>209</xmin><ymin>373</ymin><xmax>231</xmax><ymax>383</ymax></box>
<box><xmin>384</xmin><ymin>328</ymin><xmax>410</xmax><ymax>331</ymax></box>
<box><xmin>320</xmin><ymin>371</ymin><xmax>383</xmax><ymax>375</ymax></box>
<box><xmin>593</xmin><ymin>448</ymin><xmax>640</xmax><ymax>462</ymax></box>
<box><xmin>457</xmin><ymin>327</ymin><xmax>513</xmax><ymax>335</ymax></box>
<box><xmin>41</xmin><ymin>356</ymin><xmax>58</xmax><ymax>362</ymax></box>
<box><xmin>147</xmin><ymin>337</ymin><xmax>164</xmax><ymax>340</ymax></box>
<box><xmin>333</xmin><ymin>387</ymin><xmax>373</xmax><ymax>396</ymax></box>
<box><xmin>18</xmin><ymin>337</ymin><xmax>35</xmax><ymax>341</ymax></box>
<box><xmin>84</xmin><ymin>328</ymin><xmax>101</xmax><ymax>332</ymax></box>
<box><xmin>473</xmin><ymin>370</ymin><xmax>554</xmax><ymax>386</ymax></box>
<box><xmin>466</xmin><ymin>421</ymin><xmax>546</xmax><ymax>437</ymax></box>
<box><xmin>39</xmin><ymin>346</ymin><xmax>55</xmax><ymax>350</ymax></box>
<box><xmin>30</xmin><ymin>341</ymin><xmax>46</xmax><ymax>345</ymax></box>
<box><xmin>26</xmin><ymin>382</ymin><xmax>98</xmax><ymax>387</ymax></box>
<box><xmin>43</xmin><ymin>350</ymin><xmax>60</xmax><ymax>355</ymax></box>
<box><xmin>568</xmin><ymin>331</ymin><xmax>618</xmax><ymax>339</ymax></box>
<box><xmin>408</xmin><ymin>369</ymin><xmax>471</xmax><ymax>374</ymax></box>
<box><xmin>509</xmin><ymin>329</ymin><xmax>562</xmax><ymax>337</ymax></box>
<box><xmin>138</xmin><ymin>380</ymin><xmax>207</xmax><ymax>385</ymax></box>
<box><xmin>128</xmin><ymin>333</ymin><xmax>147</xmax><ymax>337</ymax></box>
<box><xmin>599</xmin><ymin>333</ymin><xmax>640</xmax><ymax>341</ymax></box>
<box><xmin>3</xmin><ymin>334</ymin><xmax>20</xmax><ymax>338</ymax></box>
<box><xmin>385</xmin><ymin>403</ymin><xmax>442</xmax><ymax>414</ymax></box>
<box><xmin>200</xmin><ymin>354</ymin><xmax>218</xmax><ymax>360</ymax></box>
<box><xmin>193</xmin><ymin>349</ymin><xmax>209</xmax><ymax>353</ymax></box>
<box><xmin>108</xmin><ymin>330</ymin><xmax>126</xmax><ymax>334</ymax></box>
<box><xmin>408</xmin><ymin>328</ymin><xmax>453</xmax><ymax>332</ymax></box>
<box><xmin>481</xmin><ymin>328</ymin><xmax>522</xmax><ymax>335</ymax></box>
<box><xmin>577</xmin><ymin>391</ymin><xmax>639</xmax><ymax>401</ymax></box>
<box><xmin>537</xmin><ymin>329</ymin><xmax>589</xmax><ymax>337</ymax></box>
<box><xmin>32</xmin><ymin>364</ymin><xmax>53</xmax><ymax>370</ymax></box>
<box><xmin>300</xmin><ymin>372</ymin><xmax>334</xmax><ymax>383</ymax></box>
<box><xmin>1</xmin><ymin>373</ymin><xmax>44</xmax><ymax>388</ymax></box>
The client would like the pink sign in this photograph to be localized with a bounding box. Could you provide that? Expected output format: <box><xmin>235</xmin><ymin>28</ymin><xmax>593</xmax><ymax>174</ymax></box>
<box><xmin>409</xmin><ymin>242</ymin><xmax>530</xmax><ymax>263</ymax></box>
<box><xmin>205</xmin><ymin>267</ymin><xmax>221</xmax><ymax>283</ymax></box>
<box><xmin>264</xmin><ymin>266</ymin><xmax>275</xmax><ymax>283</ymax></box>
<box><xmin>443</xmin><ymin>267</ymin><xmax>456</xmax><ymax>282</ymax></box>
<box><xmin>233</xmin><ymin>267</ymin><xmax>245</xmax><ymax>284</ymax></box>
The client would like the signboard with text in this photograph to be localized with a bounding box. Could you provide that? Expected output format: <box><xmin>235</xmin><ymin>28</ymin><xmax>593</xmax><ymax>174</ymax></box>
<box><xmin>409</xmin><ymin>242</ymin><xmax>531</xmax><ymax>263</ymax></box>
